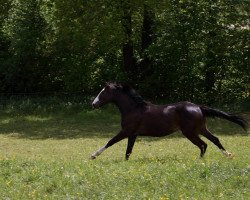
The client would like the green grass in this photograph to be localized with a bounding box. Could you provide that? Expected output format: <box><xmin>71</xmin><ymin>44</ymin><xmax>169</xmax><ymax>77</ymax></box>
<box><xmin>0</xmin><ymin>98</ymin><xmax>249</xmax><ymax>199</ymax></box>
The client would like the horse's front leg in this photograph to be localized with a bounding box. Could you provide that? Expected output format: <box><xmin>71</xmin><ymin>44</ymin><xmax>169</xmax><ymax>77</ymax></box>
<box><xmin>126</xmin><ymin>135</ymin><xmax>137</xmax><ymax>160</ymax></box>
<box><xmin>91</xmin><ymin>130</ymin><xmax>128</xmax><ymax>159</ymax></box>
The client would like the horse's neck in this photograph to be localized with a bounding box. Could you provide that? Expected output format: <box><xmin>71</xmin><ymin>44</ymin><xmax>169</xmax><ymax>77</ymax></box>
<box><xmin>114</xmin><ymin>94</ymin><xmax>137</xmax><ymax>117</ymax></box>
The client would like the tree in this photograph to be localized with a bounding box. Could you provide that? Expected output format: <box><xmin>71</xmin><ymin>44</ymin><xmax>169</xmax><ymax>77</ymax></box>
<box><xmin>0</xmin><ymin>0</ymin><xmax>248</xmax><ymax>106</ymax></box>
<box><xmin>3</xmin><ymin>0</ymin><xmax>47</xmax><ymax>93</ymax></box>
<box><xmin>0</xmin><ymin>0</ymin><xmax>11</xmax><ymax>92</ymax></box>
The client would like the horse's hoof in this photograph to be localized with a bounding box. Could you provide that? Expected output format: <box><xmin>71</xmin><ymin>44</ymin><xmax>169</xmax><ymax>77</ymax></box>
<box><xmin>222</xmin><ymin>150</ymin><xmax>234</xmax><ymax>159</ymax></box>
<box><xmin>90</xmin><ymin>155</ymin><xmax>96</xmax><ymax>159</ymax></box>
<box><xmin>227</xmin><ymin>153</ymin><xmax>234</xmax><ymax>159</ymax></box>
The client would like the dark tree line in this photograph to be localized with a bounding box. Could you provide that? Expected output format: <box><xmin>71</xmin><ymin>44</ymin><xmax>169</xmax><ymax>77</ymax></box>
<box><xmin>0</xmin><ymin>0</ymin><xmax>249</xmax><ymax>105</ymax></box>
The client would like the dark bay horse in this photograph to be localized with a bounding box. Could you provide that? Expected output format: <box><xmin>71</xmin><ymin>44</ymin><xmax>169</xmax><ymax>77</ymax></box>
<box><xmin>91</xmin><ymin>83</ymin><xmax>248</xmax><ymax>160</ymax></box>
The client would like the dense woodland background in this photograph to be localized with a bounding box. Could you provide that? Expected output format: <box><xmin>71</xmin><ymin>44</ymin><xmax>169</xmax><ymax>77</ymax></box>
<box><xmin>0</xmin><ymin>0</ymin><xmax>249</xmax><ymax>106</ymax></box>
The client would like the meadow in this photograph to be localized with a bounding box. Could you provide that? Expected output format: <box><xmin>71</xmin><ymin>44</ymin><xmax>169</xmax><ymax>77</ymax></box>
<box><xmin>0</xmin><ymin>97</ymin><xmax>249</xmax><ymax>200</ymax></box>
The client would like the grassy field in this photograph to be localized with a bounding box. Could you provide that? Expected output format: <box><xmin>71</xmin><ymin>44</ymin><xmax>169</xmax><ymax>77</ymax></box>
<box><xmin>0</xmin><ymin>98</ymin><xmax>249</xmax><ymax>199</ymax></box>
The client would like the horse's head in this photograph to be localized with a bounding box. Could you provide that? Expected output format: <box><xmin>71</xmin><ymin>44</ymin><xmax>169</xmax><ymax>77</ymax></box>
<box><xmin>92</xmin><ymin>82</ymin><xmax>120</xmax><ymax>108</ymax></box>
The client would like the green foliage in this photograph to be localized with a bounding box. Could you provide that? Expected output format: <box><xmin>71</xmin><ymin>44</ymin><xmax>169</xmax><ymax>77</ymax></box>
<box><xmin>146</xmin><ymin>0</ymin><xmax>249</xmax><ymax>104</ymax></box>
<box><xmin>0</xmin><ymin>0</ymin><xmax>249</xmax><ymax>105</ymax></box>
<box><xmin>2</xmin><ymin>0</ymin><xmax>47</xmax><ymax>92</ymax></box>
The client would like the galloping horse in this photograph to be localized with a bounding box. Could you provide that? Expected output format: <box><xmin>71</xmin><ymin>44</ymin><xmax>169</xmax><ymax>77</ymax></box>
<box><xmin>91</xmin><ymin>83</ymin><xmax>248</xmax><ymax>160</ymax></box>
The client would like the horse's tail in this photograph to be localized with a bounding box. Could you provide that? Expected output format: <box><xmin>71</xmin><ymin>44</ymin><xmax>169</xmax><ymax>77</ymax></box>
<box><xmin>200</xmin><ymin>106</ymin><xmax>248</xmax><ymax>131</ymax></box>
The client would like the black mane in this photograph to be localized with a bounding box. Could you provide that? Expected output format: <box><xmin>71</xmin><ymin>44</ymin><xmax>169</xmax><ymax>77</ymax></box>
<box><xmin>120</xmin><ymin>84</ymin><xmax>147</xmax><ymax>107</ymax></box>
<box><xmin>107</xmin><ymin>82</ymin><xmax>147</xmax><ymax>107</ymax></box>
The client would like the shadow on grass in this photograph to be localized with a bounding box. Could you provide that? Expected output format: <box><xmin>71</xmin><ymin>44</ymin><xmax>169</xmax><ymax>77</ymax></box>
<box><xmin>0</xmin><ymin>113</ymin><xmax>248</xmax><ymax>140</ymax></box>
<box><xmin>0</xmin><ymin>98</ymin><xmax>249</xmax><ymax>140</ymax></box>
<box><xmin>0</xmin><ymin>108</ymin><xmax>122</xmax><ymax>139</ymax></box>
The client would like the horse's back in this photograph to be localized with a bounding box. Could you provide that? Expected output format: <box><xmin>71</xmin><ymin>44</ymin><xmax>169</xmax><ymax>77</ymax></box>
<box><xmin>136</xmin><ymin>101</ymin><xmax>204</xmax><ymax>136</ymax></box>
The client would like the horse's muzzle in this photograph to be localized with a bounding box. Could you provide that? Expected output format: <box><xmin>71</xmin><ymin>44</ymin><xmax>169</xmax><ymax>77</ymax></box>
<box><xmin>92</xmin><ymin>102</ymin><xmax>100</xmax><ymax>109</ymax></box>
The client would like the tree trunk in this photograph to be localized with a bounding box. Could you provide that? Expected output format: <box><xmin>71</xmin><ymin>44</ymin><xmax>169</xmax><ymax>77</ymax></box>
<box><xmin>138</xmin><ymin>4</ymin><xmax>154</xmax><ymax>80</ymax></box>
<box><xmin>141</xmin><ymin>4</ymin><xmax>154</xmax><ymax>51</ymax></box>
<box><xmin>121</xmin><ymin>2</ymin><xmax>136</xmax><ymax>79</ymax></box>
<box><xmin>121</xmin><ymin>3</ymin><xmax>154</xmax><ymax>82</ymax></box>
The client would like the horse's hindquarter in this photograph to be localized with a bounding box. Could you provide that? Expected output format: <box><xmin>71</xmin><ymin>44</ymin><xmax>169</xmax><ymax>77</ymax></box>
<box><xmin>137</xmin><ymin>104</ymin><xmax>179</xmax><ymax>137</ymax></box>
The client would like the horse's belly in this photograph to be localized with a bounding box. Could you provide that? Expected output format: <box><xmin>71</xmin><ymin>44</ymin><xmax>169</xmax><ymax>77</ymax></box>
<box><xmin>137</xmin><ymin>121</ymin><xmax>178</xmax><ymax>137</ymax></box>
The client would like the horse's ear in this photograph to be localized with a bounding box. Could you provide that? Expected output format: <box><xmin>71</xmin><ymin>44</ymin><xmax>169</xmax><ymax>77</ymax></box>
<box><xmin>105</xmin><ymin>82</ymin><xmax>111</xmax><ymax>87</ymax></box>
<box><xmin>105</xmin><ymin>82</ymin><xmax>123</xmax><ymax>90</ymax></box>
<box><xmin>105</xmin><ymin>82</ymin><xmax>117</xmax><ymax>89</ymax></box>
<box><xmin>105</xmin><ymin>82</ymin><xmax>112</xmax><ymax>89</ymax></box>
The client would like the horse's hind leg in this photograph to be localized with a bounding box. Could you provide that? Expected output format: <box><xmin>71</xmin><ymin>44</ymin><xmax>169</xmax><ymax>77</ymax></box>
<box><xmin>202</xmin><ymin>128</ymin><xmax>232</xmax><ymax>158</ymax></box>
<box><xmin>182</xmin><ymin>131</ymin><xmax>207</xmax><ymax>158</ymax></box>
